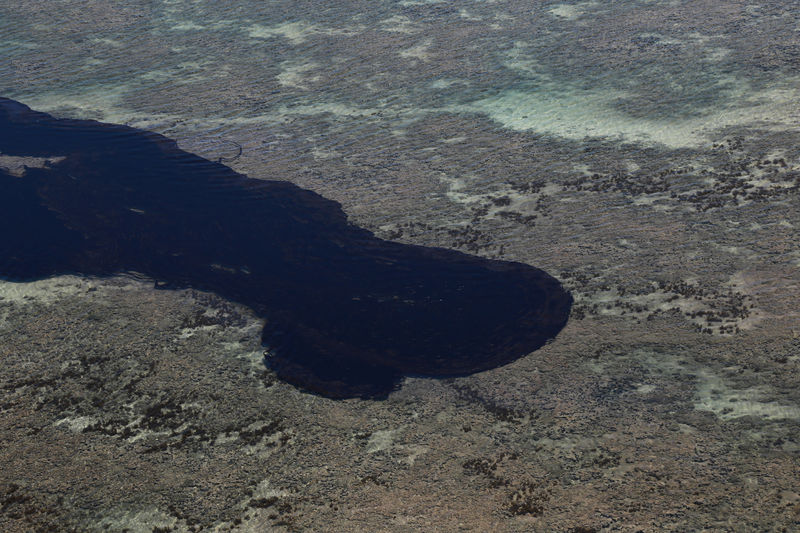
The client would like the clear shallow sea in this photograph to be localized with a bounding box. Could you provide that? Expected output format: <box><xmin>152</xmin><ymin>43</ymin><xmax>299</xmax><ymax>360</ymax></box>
<box><xmin>2</xmin><ymin>1</ymin><xmax>800</xmax><ymax>531</ymax></box>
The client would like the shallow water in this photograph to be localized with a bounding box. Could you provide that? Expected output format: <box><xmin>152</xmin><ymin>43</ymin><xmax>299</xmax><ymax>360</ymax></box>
<box><xmin>1</xmin><ymin>0</ymin><xmax>799</xmax><ymax>531</ymax></box>
<box><xmin>3</xmin><ymin>1</ymin><xmax>799</xmax><ymax>148</ymax></box>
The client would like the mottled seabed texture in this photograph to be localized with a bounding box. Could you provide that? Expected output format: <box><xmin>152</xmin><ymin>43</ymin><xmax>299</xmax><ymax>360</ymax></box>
<box><xmin>1</xmin><ymin>0</ymin><xmax>799</xmax><ymax>531</ymax></box>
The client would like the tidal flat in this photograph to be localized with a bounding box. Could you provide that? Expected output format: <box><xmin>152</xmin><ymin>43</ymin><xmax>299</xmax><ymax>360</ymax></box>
<box><xmin>1</xmin><ymin>0</ymin><xmax>799</xmax><ymax>531</ymax></box>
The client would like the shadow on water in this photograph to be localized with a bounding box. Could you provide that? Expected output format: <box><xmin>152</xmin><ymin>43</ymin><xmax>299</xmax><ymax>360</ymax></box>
<box><xmin>0</xmin><ymin>97</ymin><xmax>572</xmax><ymax>399</ymax></box>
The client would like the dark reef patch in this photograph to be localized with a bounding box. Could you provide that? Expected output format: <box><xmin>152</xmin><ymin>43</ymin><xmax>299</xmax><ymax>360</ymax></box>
<box><xmin>0</xmin><ymin>97</ymin><xmax>572</xmax><ymax>398</ymax></box>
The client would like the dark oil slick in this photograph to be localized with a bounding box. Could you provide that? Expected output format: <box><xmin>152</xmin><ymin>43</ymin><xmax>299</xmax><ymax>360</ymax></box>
<box><xmin>0</xmin><ymin>97</ymin><xmax>571</xmax><ymax>399</ymax></box>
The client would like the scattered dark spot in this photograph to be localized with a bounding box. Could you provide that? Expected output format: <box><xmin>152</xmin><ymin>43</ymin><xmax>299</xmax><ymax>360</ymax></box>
<box><xmin>248</xmin><ymin>497</ymin><xmax>278</xmax><ymax>509</ymax></box>
<box><xmin>237</xmin><ymin>420</ymin><xmax>283</xmax><ymax>446</ymax></box>
<box><xmin>360</xmin><ymin>474</ymin><xmax>385</xmax><ymax>485</ymax></box>
<box><xmin>507</xmin><ymin>482</ymin><xmax>549</xmax><ymax>516</ymax></box>
<box><xmin>491</xmin><ymin>195</ymin><xmax>511</xmax><ymax>206</ymax></box>
<box><xmin>451</xmin><ymin>382</ymin><xmax>531</xmax><ymax>423</ymax></box>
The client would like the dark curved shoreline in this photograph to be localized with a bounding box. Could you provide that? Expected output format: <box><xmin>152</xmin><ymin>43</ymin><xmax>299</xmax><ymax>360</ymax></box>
<box><xmin>0</xmin><ymin>97</ymin><xmax>572</xmax><ymax>398</ymax></box>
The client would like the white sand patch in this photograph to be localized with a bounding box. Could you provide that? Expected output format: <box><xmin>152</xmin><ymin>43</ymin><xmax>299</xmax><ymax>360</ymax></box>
<box><xmin>230</xmin><ymin>342</ymin><xmax>264</xmax><ymax>370</ymax></box>
<box><xmin>624</xmin><ymin>160</ymin><xmax>641</xmax><ymax>173</ymax></box>
<box><xmin>455</xmin><ymin>50</ymin><xmax>800</xmax><ymax>147</ymax></box>
<box><xmin>399</xmin><ymin>0</ymin><xmax>445</xmax><ymax>5</ymax></box>
<box><xmin>171</xmin><ymin>22</ymin><xmax>204</xmax><ymax>31</ymax></box>
<box><xmin>178</xmin><ymin>324</ymin><xmax>219</xmax><ymax>339</ymax></box>
<box><xmin>138</xmin><ymin>62</ymin><xmax>217</xmax><ymax>85</ymax></box>
<box><xmin>81</xmin><ymin>57</ymin><xmax>108</xmax><ymax>70</ymax></box>
<box><xmin>571</xmin><ymin>277</ymin><xmax>754</xmax><ymax>335</ymax></box>
<box><xmin>25</xmin><ymin>64</ymin><xmax>800</xmax><ymax>153</ymax></box>
<box><xmin>0</xmin><ymin>154</ymin><xmax>65</xmax><ymax>177</ymax></box>
<box><xmin>431</xmin><ymin>78</ymin><xmax>466</xmax><ymax>89</ymax></box>
<box><xmin>549</xmin><ymin>2</ymin><xmax>598</xmax><ymax>20</ymax></box>
<box><xmin>207</xmin><ymin>479</ymin><xmax>292</xmax><ymax>531</ymax></box>
<box><xmin>680</xmin><ymin>31</ymin><xmax>733</xmax><ymax>62</ymax></box>
<box><xmin>400</xmin><ymin>445</ymin><xmax>428</xmax><ymax>466</ymax></box>
<box><xmin>712</xmin><ymin>243</ymin><xmax>745</xmax><ymax>256</ymax></box>
<box><xmin>34</xmin><ymin>96</ymin><xmax>401</xmax><ymax>133</ymax></box>
<box><xmin>456</xmin><ymin>88</ymin><xmax>696</xmax><ymax>147</ymax></box>
<box><xmin>248</xmin><ymin>21</ymin><xmax>363</xmax><ymax>44</ymax></box>
<box><xmin>438</xmin><ymin>174</ymin><xmax>471</xmax><ymax>203</ymax></box>
<box><xmin>365</xmin><ymin>427</ymin><xmax>426</xmax><ymax>465</ymax></box>
<box><xmin>694</xmin><ymin>368</ymin><xmax>800</xmax><ymax>421</ymax></box>
<box><xmin>154</xmin><ymin>102</ymin><xmax>392</xmax><ymax>129</ymax></box>
<box><xmin>248</xmin><ymin>21</ymin><xmax>318</xmax><ymax>44</ymax></box>
<box><xmin>127</xmin><ymin>423</ymin><xmax>190</xmax><ymax>444</ymax></box>
<box><xmin>90</xmin><ymin>37</ymin><xmax>123</xmax><ymax>47</ymax></box>
<box><xmin>704</xmin><ymin>47</ymin><xmax>732</xmax><ymax>62</ymax></box>
<box><xmin>213</xmin><ymin>432</ymin><xmax>240</xmax><ymax>446</ymax></box>
<box><xmin>630</xmin><ymin>193</ymin><xmax>677</xmax><ymax>210</ymax></box>
<box><xmin>502</xmin><ymin>42</ymin><xmax>554</xmax><ymax>80</ymax></box>
<box><xmin>614</xmin><ymin>350</ymin><xmax>800</xmax><ymax>421</ymax></box>
<box><xmin>635</xmin><ymin>33</ymin><xmax>683</xmax><ymax>46</ymax></box>
<box><xmin>455</xmin><ymin>78</ymin><xmax>800</xmax><ymax>148</ymax></box>
<box><xmin>441</xmin><ymin>135</ymin><xmax>467</xmax><ymax>144</ymax></box>
<box><xmin>459</xmin><ymin>9</ymin><xmax>482</xmax><ymax>21</ymax></box>
<box><xmin>221</xmin><ymin>337</ymin><xmax>271</xmax><ymax>382</ymax></box>
<box><xmin>0</xmin><ymin>39</ymin><xmax>40</xmax><ymax>50</ymax></box>
<box><xmin>366</xmin><ymin>429</ymin><xmax>398</xmax><ymax>453</ymax></box>
<box><xmin>571</xmin><ymin>163</ymin><xmax>592</xmax><ymax>175</ymax></box>
<box><xmin>438</xmin><ymin>174</ymin><xmax>560</xmax><ymax>219</ymax></box>
<box><xmin>272</xmin><ymin>101</ymin><xmax>387</xmax><ymax>120</ymax></box>
<box><xmin>399</xmin><ymin>40</ymin><xmax>433</xmax><ymax>61</ymax></box>
<box><xmin>13</xmin><ymin>87</ymin><xmax>151</xmax><ymax>126</ymax></box>
<box><xmin>311</xmin><ymin>147</ymin><xmax>341</xmax><ymax>160</ymax></box>
<box><xmin>0</xmin><ymin>276</ymin><xmax>96</xmax><ymax>306</ymax></box>
<box><xmin>276</xmin><ymin>61</ymin><xmax>320</xmax><ymax>89</ymax></box>
<box><xmin>379</xmin><ymin>15</ymin><xmax>421</xmax><ymax>34</ymax></box>
<box><xmin>242</xmin><ymin>422</ymin><xmax>293</xmax><ymax>458</ymax></box>
<box><xmin>55</xmin><ymin>415</ymin><xmax>97</xmax><ymax>433</ymax></box>
<box><xmin>92</xmin><ymin>506</ymin><xmax>185</xmax><ymax>533</ymax></box>
<box><xmin>251</xmin><ymin>479</ymin><xmax>289</xmax><ymax>500</ymax></box>
<box><xmin>725</xmin><ymin>272</ymin><xmax>769</xmax><ymax>330</ymax></box>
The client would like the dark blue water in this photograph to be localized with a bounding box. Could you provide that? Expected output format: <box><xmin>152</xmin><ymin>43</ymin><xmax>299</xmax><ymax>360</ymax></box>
<box><xmin>0</xmin><ymin>97</ymin><xmax>571</xmax><ymax>398</ymax></box>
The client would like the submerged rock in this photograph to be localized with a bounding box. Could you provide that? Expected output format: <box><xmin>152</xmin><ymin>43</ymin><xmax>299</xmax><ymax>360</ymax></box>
<box><xmin>0</xmin><ymin>97</ymin><xmax>571</xmax><ymax>398</ymax></box>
